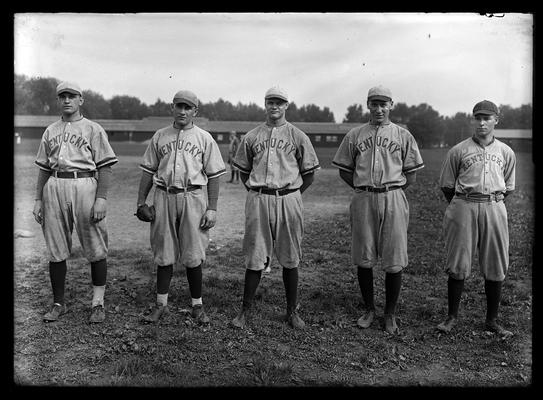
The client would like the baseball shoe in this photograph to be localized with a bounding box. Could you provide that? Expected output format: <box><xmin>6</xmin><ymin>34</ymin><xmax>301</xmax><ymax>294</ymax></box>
<box><xmin>89</xmin><ymin>305</ymin><xmax>106</xmax><ymax>323</ymax></box>
<box><xmin>485</xmin><ymin>319</ymin><xmax>513</xmax><ymax>337</ymax></box>
<box><xmin>357</xmin><ymin>309</ymin><xmax>376</xmax><ymax>329</ymax></box>
<box><xmin>436</xmin><ymin>315</ymin><xmax>457</xmax><ymax>333</ymax></box>
<box><xmin>142</xmin><ymin>303</ymin><xmax>169</xmax><ymax>323</ymax></box>
<box><xmin>232</xmin><ymin>309</ymin><xmax>248</xmax><ymax>329</ymax></box>
<box><xmin>384</xmin><ymin>314</ymin><xmax>400</xmax><ymax>335</ymax></box>
<box><xmin>286</xmin><ymin>310</ymin><xmax>305</xmax><ymax>329</ymax></box>
<box><xmin>263</xmin><ymin>265</ymin><xmax>272</xmax><ymax>274</ymax></box>
<box><xmin>192</xmin><ymin>304</ymin><xmax>210</xmax><ymax>324</ymax></box>
<box><xmin>43</xmin><ymin>303</ymin><xmax>67</xmax><ymax>322</ymax></box>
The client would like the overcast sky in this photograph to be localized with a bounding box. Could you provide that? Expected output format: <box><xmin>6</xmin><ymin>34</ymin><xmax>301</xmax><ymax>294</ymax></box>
<box><xmin>14</xmin><ymin>12</ymin><xmax>533</xmax><ymax>121</ymax></box>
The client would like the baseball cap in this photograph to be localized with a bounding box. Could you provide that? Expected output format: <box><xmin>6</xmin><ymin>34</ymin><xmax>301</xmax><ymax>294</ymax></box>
<box><xmin>173</xmin><ymin>90</ymin><xmax>199</xmax><ymax>107</ymax></box>
<box><xmin>265</xmin><ymin>86</ymin><xmax>289</xmax><ymax>102</ymax></box>
<box><xmin>367</xmin><ymin>85</ymin><xmax>393</xmax><ymax>101</ymax></box>
<box><xmin>56</xmin><ymin>81</ymin><xmax>82</xmax><ymax>96</ymax></box>
<box><xmin>472</xmin><ymin>100</ymin><xmax>499</xmax><ymax>116</ymax></box>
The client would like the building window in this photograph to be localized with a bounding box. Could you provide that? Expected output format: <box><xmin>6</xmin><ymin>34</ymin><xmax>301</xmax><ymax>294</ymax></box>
<box><xmin>314</xmin><ymin>135</ymin><xmax>321</xmax><ymax>142</ymax></box>
<box><xmin>326</xmin><ymin>135</ymin><xmax>338</xmax><ymax>142</ymax></box>
<box><xmin>217</xmin><ymin>134</ymin><xmax>223</xmax><ymax>142</ymax></box>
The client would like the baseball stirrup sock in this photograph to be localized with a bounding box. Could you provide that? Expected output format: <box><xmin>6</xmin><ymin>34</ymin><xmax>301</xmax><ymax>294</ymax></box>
<box><xmin>157</xmin><ymin>265</ymin><xmax>173</xmax><ymax>294</ymax></box>
<box><xmin>92</xmin><ymin>285</ymin><xmax>105</xmax><ymax>307</ymax></box>
<box><xmin>49</xmin><ymin>260</ymin><xmax>67</xmax><ymax>305</ymax></box>
<box><xmin>384</xmin><ymin>271</ymin><xmax>402</xmax><ymax>315</ymax></box>
<box><xmin>484</xmin><ymin>280</ymin><xmax>503</xmax><ymax>321</ymax></box>
<box><xmin>242</xmin><ymin>269</ymin><xmax>262</xmax><ymax>310</ymax></box>
<box><xmin>447</xmin><ymin>277</ymin><xmax>464</xmax><ymax>317</ymax></box>
<box><xmin>91</xmin><ymin>259</ymin><xmax>107</xmax><ymax>286</ymax></box>
<box><xmin>282</xmin><ymin>267</ymin><xmax>299</xmax><ymax>312</ymax></box>
<box><xmin>157</xmin><ymin>293</ymin><xmax>168</xmax><ymax>306</ymax></box>
<box><xmin>186</xmin><ymin>265</ymin><xmax>203</xmax><ymax>299</ymax></box>
<box><xmin>357</xmin><ymin>267</ymin><xmax>375</xmax><ymax>310</ymax></box>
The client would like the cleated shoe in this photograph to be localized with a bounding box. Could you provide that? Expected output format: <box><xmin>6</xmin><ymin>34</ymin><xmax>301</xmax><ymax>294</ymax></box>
<box><xmin>89</xmin><ymin>305</ymin><xmax>106</xmax><ymax>324</ymax></box>
<box><xmin>485</xmin><ymin>319</ymin><xmax>513</xmax><ymax>337</ymax></box>
<box><xmin>192</xmin><ymin>304</ymin><xmax>210</xmax><ymax>324</ymax></box>
<box><xmin>384</xmin><ymin>314</ymin><xmax>400</xmax><ymax>335</ymax></box>
<box><xmin>142</xmin><ymin>303</ymin><xmax>169</xmax><ymax>323</ymax></box>
<box><xmin>286</xmin><ymin>310</ymin><xmax>306</xmax><ymax>329</ymax></box>
<box><xmin>436</xmin><ymin>315</ymin><xmax>457</xmax><ymax>333</ymax></box>
<box><xmin>357</xmin><ymin>309</ymin><xmax>376</xmax><ymax>329</ymax></box>
<box><xmin>43</xmin><ymin>303</ymin><xmax>67</xmax><ymax>322</ymax></box>
<box><xmin>232</xmin><ymin>309</ymin><xmax>248</xmax><ymax>329</ymax></box>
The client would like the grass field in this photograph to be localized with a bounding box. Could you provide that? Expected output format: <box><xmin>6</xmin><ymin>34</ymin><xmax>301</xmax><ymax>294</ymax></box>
<box><xmin>12</xmin><ymin>139</ymin><xmax>534</xmax><ymax>387</ymax></box>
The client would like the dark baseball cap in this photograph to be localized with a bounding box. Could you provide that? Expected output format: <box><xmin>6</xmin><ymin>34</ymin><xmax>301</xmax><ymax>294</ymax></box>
<box><xmin>473</xmin><ymin>100</ymin><xmax>499</xmax><ymax>116</ymax></box>
<box><xmin>173</xmin><ymin>90</ymin><xmax>199</xmax><ymax>108</ymax></box>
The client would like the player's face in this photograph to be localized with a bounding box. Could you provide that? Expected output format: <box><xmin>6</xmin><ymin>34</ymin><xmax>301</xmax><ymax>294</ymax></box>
<box><xmin>265</xmin><ymin>98</ymin><xmax>288</xmax><ymax>121</ymax></box>
<box><xmin>57</xmin><ymin>92</ymin><xmax>83</xmax><ymax>116</ymax></box>
<box><xmin>472</xmin><ymin>114</ymin><xmax>498</xmax><ymax>139</ymax></box>
<box><xmin>367</xmin><ymin>99</ymin><xmax>393</xmax><ymax>124</ymax></box>
<box><xmin>171</xmin><ymin>102</ymin><xmax>197</xmax><ymax>128</ymax></box>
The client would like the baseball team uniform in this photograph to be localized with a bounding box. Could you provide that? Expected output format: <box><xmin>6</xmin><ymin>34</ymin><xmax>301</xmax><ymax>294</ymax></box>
<box><xmin>233</xmin><ymin>121</ymin><xmax>320</xmax><ymax>270</ymax></box>
<box><xmin>439</xmin><ymin>135</ymin><xmax>516</xmax><ymax>281</ymax></box>
<box><xmin>35</xmin><ymin>111</ymin><xmax>118</xmax><ymax>263</ymax></box>
<box><xmin>332</xmin><ymin>121</ymin><xmax>424</xmax><ymax>271</ymax></box>
<box><xmin>140</xmin><ymin>123</ymin><xmax>226</xmax><ymax>267</ymax></box>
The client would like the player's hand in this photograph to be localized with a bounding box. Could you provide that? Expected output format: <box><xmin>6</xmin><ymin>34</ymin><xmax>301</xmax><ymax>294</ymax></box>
<box><xmin>33</xmin><ymin>200</ymin><xmax>43</xmax><ymax>225</ymax></box>
<box><xmin>200</xmin><ymin>209</ymin><xmax>216</xmax><ymax>230</ymax></box>
<box><xmin>91</xmin><ymin>198</ymin><xmax>107</xmax><ymax>223</ymax></box>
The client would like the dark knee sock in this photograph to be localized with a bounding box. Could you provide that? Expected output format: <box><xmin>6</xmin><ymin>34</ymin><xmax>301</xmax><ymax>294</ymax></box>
<box><xmin>485</xmin><ymin>279</ymin><xmax>503</xmax><ymax>321</ymax></box>
<box><xmin>282</xmin><ymin>267</ymin><xmax>299</xmax><ymax>312</ymax></box>
<box><xmin>447</xmin><ymin>276</ymin><xmax>464</xmax><ymax>318</ymax></box>
<box><xmin>357</xmin><ymin>267</ymin><xmax>375</xmax><ymax>310</ymax></box>
<box><xmin>49</xmin><ymin>260</ymin><xmax>67</xmax><ymax>305</ymax></box>
<box><xmin>384</xmin><ymin>271</ymin><xmax>402</xmax><ymax>315</ymax></box>
<box><xmin>242</xmin><ymin>269</ymin><xmax>262</xmax><ymax>310</ymax></box>
<box><xmin>157</xmin><ymin>265</ymin><xmax>173</xmax><ymax>295</ymax></box>
<box><xmin>90</xmin><ymin>258</ymin><xmax>107</xmax><ymax>286</ymax></box>
<box><xmin>186</xmin><ymin>264</ymin><xmax>203</xmax><ymax>299</ymax></box>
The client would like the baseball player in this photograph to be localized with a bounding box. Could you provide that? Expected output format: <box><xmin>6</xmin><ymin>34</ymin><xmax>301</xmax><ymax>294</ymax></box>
<box><xmin>230</xmin><ymin>86</ymin><xmax>320</xmax><ymax>330</ymax></box>
<box><xmin>332</xmin><ymin>85</ymin><xmax>424</xmax><ymax>335</ymax></box>
<box><xmin>136</xmin><ymin>89</ymin><xmax>226</xmax><ymax>324</ymax></box>
<box><xmin>33</xmin><ymin>81</ymin><xmax>118</xmax><ymax>324</ymax></box>
<box><xmin>227</xmin><ymin>130</ymin><xmax>240</xmax><ymax>183</ymax></box>
<box><xmin>436</xmin><ymin>100</ymin><xmax>516</xmax><ymax>337</ymax></box>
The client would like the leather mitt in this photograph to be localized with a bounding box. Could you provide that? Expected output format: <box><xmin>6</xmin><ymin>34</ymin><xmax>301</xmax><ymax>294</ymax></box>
<box><xmin>135</xmin><ymin>204</ymin><xmax>155</xmax><ymax>222</ymax></box>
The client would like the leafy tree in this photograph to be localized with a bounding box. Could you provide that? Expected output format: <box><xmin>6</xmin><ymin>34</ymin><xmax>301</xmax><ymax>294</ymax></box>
<box><xmin>81</xmin><ymin>90</ymin><xmax>112</xmax><ymax>119</ymax></box>
<box><xmin>343</xmin><ymin>104</ymin><xmax>364</xmax><ymax>123</ymax></box>
<box><xmin>406</xmin><ymin>103</ymin><xmax>444</xmax><ymax>148</ymax></box>
<box><xmin>149</xmin><ymin>98</ymin><xmax>171</xmax><ymax>116</ymax></box>
<box><xmin>109</xmin><ymin>95</ymin><xmax>148</xmax><ymax>119</ymax></box>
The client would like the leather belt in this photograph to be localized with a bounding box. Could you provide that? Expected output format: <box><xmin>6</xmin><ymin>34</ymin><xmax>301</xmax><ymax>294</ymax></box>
<box><xmin>355</xmin><ymin>185</ymin><xmax>402</xmax><ymax>193</ymax></box>
<box><xmin>250</xmin><ymin>187</ymin><xmax>299</xmax><ymax>196</ymax></box>
<box><xmin>455</xmin><ymin>192</ymin><xmax>504</xmax><ymax>202</ymax></box>
<box><xmin>156</xmin><ymin>185</ymin><xmax>201</xmax><ymax>194</ymax></box>
<box><xmin>53</xmin><ymin>171</ymin><xmax>95</xmax><ymax>179</ymax></box>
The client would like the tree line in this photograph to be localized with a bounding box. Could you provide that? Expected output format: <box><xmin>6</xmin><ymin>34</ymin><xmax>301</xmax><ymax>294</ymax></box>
<box><xmin>15</xmin><ymin>74</ymin><xmax>531</xmax><ymax>147</ymax></box>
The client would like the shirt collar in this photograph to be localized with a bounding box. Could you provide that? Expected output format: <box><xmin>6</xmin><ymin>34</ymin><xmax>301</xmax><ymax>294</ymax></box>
<box><xmin>471</xmin><ymin>134</ymin><xmax>495</xmax><ymax>147</ymax></box>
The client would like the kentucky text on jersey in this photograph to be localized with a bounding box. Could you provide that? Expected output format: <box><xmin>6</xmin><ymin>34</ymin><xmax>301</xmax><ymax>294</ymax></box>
<box><xmin>158</xmin><ymin>139</ymin><xmax>203</xmax><ymax>159</ymax></box>
<box><xmin>355</xmin><ymin>135</ymin><xmax>401</xmax><ymax>154</ymax></box>
<box><xmin>252</xmin><ymin>138</ymin><xmax>297</xmax><ymax>155</ymax></box>
<box><xmin>461</xmin><ymin>152</ymin><xmax>504</xmax><ymax>171</ymax></box>
<box><xmin>48</xmin><ymin>132</ymin><xmax>89</xmax><ymax>149</ymax></box>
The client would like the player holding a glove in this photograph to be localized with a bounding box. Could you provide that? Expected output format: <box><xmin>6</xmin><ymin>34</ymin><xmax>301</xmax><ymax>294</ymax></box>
<box><xmin>135</xmin><ymin>89</ymin><xmax>226</xmax><ymax>324</ymax></box>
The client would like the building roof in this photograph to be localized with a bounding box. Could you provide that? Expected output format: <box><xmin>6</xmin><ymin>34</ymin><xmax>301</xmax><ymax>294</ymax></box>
<box><xmin>493</xmin><ymin>129</ymin><xmax>532</xmax><ymax>140</ymax></box>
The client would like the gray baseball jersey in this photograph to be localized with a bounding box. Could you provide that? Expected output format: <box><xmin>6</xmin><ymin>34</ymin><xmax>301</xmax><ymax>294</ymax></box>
<box><xmin>332</xmin><ymin>121</ymin><xmax>424</xmax><ymax>271</ymax></box>
<box><xmin>139</xmin><ymin>123</ymin><xmax>226</xmax><ymax>267</ymax></box>
<box><xmin>35</xmin><ymin>116</ymin><xmax>118</xmax><ymax>262</ymax></box>
<box><xmin>439</xmin><ymin>136</ymin><xmax>516</xmax><ymax>281</ymax></box>
<box><xmin>233</xmin><ymin>122</ymin><xmax>320</xmax><ymax>270</ymax></box>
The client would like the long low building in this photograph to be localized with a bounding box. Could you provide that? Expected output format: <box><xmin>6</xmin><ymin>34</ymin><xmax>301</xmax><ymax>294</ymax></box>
<box><xmin>13</xmin><ymin>115</ymin><xmax>532</xmax><ymax>151</ymax></box>
<box><xmin>13</xmin><ymin>115</ymin><xmax>361</xmax><ymax>148</ymax></box>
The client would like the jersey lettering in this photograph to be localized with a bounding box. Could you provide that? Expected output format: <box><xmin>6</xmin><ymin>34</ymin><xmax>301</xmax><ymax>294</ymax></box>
<box><xmin>253</xmin><ymin>138</ymin><xmax>296</xmax><ymax>155</ymax></box>
<box><xmin>158</xmin><ymin>139</ymin><xmax>203</xmax><ymax>159</ymax></box>
<box><xmin>48</xmin><ymin>133</ymin><xmax>89</xmax><ymax>149</ymax></box>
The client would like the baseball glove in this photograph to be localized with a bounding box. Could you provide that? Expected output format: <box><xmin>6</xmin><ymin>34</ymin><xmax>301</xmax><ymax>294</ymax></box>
<box><xmin>135</xmin><ymin>204</ymin><xmax>155</xmax><ymax>222</ymax></box>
